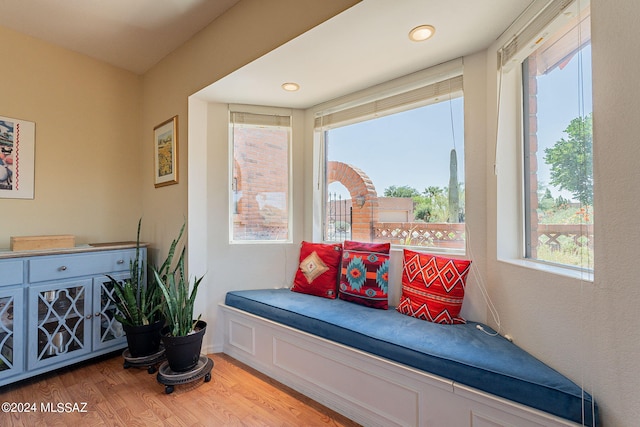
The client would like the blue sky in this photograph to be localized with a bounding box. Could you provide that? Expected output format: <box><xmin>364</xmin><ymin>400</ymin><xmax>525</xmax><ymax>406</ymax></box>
<box><xmin>326</xmin><ymin>44</ymin><xmax>592</xmax><ymax>203</ymax></box>
<box><xmin>535</xmin><ymin>45</ymin><xmax>593</xmax><ymax>201</ymax></box>
<box><xmin>327</xmin><ymin>97</ymin><xmax>464</xmax><ymax>198</ymax></box>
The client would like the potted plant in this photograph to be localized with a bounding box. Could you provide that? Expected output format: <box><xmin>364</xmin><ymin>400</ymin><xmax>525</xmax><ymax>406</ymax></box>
<box><xmin>108</xmin><ymin>219</ymin><xmax>164</xmax><ymax>357</ymax></box>
<box><xmin>152</xmin><ymin>222</ymin><xmax>205</xmax><ymax>372</ymax></box>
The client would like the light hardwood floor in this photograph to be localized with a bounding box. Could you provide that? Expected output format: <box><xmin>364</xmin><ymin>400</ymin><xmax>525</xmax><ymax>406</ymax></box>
<box><xmin>0</xmin><ymin>352</ymin><xmax>361</xmax><ymax>426</ymax></box>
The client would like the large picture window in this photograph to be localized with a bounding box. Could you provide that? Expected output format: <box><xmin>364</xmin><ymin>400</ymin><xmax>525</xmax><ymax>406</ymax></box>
<box><xmin>522</xmin><ymin>3</ymin><xmax>592</xmax><ymax>270</ymax></box>
<box><xmin>230</xmin><ymin>111</ymin><xmax>291</xmax><ymax>242</ymax></box>
<box><xmin>316</xmin><ymin>74</ymin><xmax>465</xmax><ymax>252</ymax></box>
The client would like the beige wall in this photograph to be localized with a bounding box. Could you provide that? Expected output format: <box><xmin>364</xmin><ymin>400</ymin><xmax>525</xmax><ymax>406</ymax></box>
<box><xmin>0</xmin><ymin>0</ymin><xmax>358</xmax><ymax>254</ymax></box>
<box><xmin>4</xmin><ymin>0</ymin><xmax>639</xmax><ymax>424</ymax></box>
<box><xmin>192</xmin><ymin>2</ymin><xmax>640</xmax><ymax>425</ymax></box>
<box><xmin>140</xmin><ymin>0</ymin><xmax>360</xmax><ymax>264</ymax></box>
<box><xmin>0</xmin><ymin>26</ymin><xmax>143</xmax><ymax>247</ymax></box>
<box><xmin>138</xmin><ymin>0</ymin><xmax>359</xmax><ymax>376</ymax></box>
<box><xmin>483</xmin><ymin>0</ymin><xmax>640</xmax><ymax>425</ymax></box>
<box><xmin>187</xmin><ymin>2</ymin><xmax>640</xmax><ymax>424</ymax></box>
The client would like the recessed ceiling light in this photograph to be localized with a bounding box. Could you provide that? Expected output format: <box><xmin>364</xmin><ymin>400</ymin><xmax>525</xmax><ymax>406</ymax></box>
<box><xmin>281</xmin><ymin>82</ymin><xmax>300</xmax><ymax>92</ymax></box>
<box><xmin>409</xmin><ymin>25</ymin><xmax>436</xmax><ymax>42</ymax></box>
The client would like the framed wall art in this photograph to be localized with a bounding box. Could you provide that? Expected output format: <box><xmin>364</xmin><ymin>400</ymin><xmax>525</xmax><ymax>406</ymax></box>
<box><xmin>154</xmin><ymin>115</ymin><xmax>178</xmax><ymax>188</ymax></box>
<box><xmin>0</xmin><ymin>115</ymin><xmax>35</xmax><ymax>199</ymax></box>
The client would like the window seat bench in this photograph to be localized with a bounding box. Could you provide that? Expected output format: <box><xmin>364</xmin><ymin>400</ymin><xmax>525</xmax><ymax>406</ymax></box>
<box><xmin>221</xmin><ymin>288</ymin><xmax>598</xmax><ymax>427</ymax></box>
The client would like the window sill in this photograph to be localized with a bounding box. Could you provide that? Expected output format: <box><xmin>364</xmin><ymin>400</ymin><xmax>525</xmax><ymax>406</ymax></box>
<box><xmin>498</xmin><ymin>258</ymin><xmax>593</xmax><ymax>282</ymax></box>
<box><xmin>230</xmin><ymin>240</ymin><xmax>294</xmax><ymax>245</ymax></box>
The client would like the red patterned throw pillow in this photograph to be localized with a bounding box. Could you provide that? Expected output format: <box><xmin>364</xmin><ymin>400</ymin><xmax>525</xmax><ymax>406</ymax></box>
<box><xmin>397</xmin><ymin>249</ymin><xmax>471</xmax><ymax>324</ymax></box>
<box><xmin>291</xmin><ymin>241</ymin><xmax>343</xmax><ymax>299</ymax></box>
<box><xmin>339</xmin><ymin>241</ymin><xmax>390</xmax><ymax>309</ymax></box>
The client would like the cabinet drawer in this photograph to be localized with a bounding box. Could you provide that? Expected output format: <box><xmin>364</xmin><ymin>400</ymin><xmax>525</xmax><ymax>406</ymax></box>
<box><xmin>0</xmin><ymin>260</ymin><xmax>24</xmax><ymax>287</ymax></box>
<box><xmin>28</xmin><ymin>250</ymin><xmax>137</xmax><ymax>283</ymax></box>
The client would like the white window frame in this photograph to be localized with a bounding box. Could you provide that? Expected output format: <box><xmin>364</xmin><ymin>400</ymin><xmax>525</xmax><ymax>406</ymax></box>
<box><xmin>228</xmin><ymin>104</ymin><xmax>293</xmax><ymax>244</ymax></box>
<box><xmin>494</xmin><ymin>0</ymin><xmax>593</xmax><ymax>279</ymax></box>
<box><xmin>309</xmin><ymin>59</ymin><xmax>466</xmax><ymax>254</ymax></box>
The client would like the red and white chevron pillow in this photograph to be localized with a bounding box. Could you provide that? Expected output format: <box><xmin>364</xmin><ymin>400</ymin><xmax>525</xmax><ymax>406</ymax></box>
<box><xmin>397</xmin><ymin>249</ymin><xmax>471</xmax><ymax>324</ymax></box>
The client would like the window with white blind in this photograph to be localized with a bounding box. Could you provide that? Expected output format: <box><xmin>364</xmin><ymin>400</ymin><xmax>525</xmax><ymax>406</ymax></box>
<box><xmin>314</xmin><ymin>62</ymin><xmax>465</xmax><ymax>252</ymax></box>
<box><xmin>499</xmin><ymin>0</ymin><xmax>593</xmax><ymax>270</ymax></box>
<box><xmin>229</xmin><ymin>110</ymin><xmax>292</xmax><ymax>243</ymax></box>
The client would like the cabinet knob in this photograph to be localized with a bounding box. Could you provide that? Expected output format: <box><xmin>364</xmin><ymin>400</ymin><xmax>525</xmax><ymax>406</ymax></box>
<box><xmin>85</xmin><ymin>314</ymin><xmax>92</xmax><ymax>320</ymax></box>
<box><xmin>59</xmin><ymin>266</ymin><xmax>68</xmax><ymax>271</ymax></box>
<box><xmin>117</xmin><ymin>259</ymin><xmax>125</xmax><ymax>264</ymax></box>
<box><xmin>95</xmin><ymin>312</ymin><xmax>101</xmax><ymax>317</ymax></box>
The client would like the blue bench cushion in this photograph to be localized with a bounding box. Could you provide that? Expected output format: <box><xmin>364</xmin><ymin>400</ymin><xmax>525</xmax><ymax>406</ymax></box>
<box><xmin>225</xmin><ymin>289</ymin><xmax>598</xmax><ymax>426</ymax></box>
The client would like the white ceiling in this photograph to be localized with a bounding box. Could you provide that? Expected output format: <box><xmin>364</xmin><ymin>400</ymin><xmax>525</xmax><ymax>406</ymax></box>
<box><xmin>196</xmin><ymin>0</ymin><xmax>533</xmax><ymax>109</ymax></box>
<box><xmin>0</xmin><ymin>0</ymin><xmax>240</xmax><ymax>74</ymax></box>
<box><xmin>2</xmin><ymin>0</ymin><xmax>533</xmax><ymax>108</ymax></box>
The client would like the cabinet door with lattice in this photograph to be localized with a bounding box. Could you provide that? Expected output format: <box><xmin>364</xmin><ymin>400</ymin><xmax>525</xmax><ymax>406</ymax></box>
<box><xmin>0</xmin><ymin>288</ymin><xmax>24</xmax><ymax>381</ymax></box>
<box><xmin>92</xmin><ymin>273</ymin><xmax>128</xmax><ymax>351</ymax></box>
<box><xmin>27</xmin><ymin>280</ymin><xmax>91</xmax><ymax>370</ymax></box>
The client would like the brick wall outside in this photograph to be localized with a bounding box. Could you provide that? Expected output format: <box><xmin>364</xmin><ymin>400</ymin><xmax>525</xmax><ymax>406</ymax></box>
<box><xmin>232</xmin><ymin>136</ymin><xmax>449</xmax><ymax>244</ymax></box>
<box><xmin>327</xmin><ymin>161</ymin><xmax>379</xmax><ymax>241</ymax></box>
<box><xmin>233</xmin><ymin>126</ymin><xmax>289</xmax><ymax>240</ymax></box>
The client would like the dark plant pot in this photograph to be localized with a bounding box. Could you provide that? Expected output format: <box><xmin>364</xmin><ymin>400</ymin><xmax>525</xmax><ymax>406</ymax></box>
<box><xmin>161</xmin><ymin>320</ymin><xmax>207</xmax><ymax>372</ymax></box>
<box><xmin>123</xmin><ymin>318</ymin><xmax>164</xmax><ymax>358</ymax></box>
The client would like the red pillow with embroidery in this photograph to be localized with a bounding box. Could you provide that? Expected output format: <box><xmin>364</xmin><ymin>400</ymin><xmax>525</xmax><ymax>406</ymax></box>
<box><xmin>397</xmin><ymin>249</ymin><xmax>471</xmax><ymax>324</ymax></box>
<box><xmin>338</xmin><ymin>241</ymin><xmax>390</xmax><ymax>309</ymax></box>
<box><xmin>291</xmin><ymin>241</ymin><xmax>343</xmax><ymax>299</ymax></box>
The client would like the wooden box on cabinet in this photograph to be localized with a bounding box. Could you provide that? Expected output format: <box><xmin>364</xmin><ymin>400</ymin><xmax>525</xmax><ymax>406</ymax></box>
<box><xmin>10</xmin><ymin>235</ymin><xmax>75</xmax><ymax>251</ymax></box>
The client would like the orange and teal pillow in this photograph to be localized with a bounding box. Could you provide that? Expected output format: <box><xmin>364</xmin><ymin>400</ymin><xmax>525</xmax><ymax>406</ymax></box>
<box><xmin>291</xmin><ymin>241</ymin><xmax>343</xmax><ymax>299</ymax></box>
<box><xmin>397</xmin><ymin>249</ymin><xmax>471</xmax><ymax>324</ymax></box>
<box><xmin>339</xmin><ymin>241</ymin><xmax>390</xmax><ymax>309</ymax></box>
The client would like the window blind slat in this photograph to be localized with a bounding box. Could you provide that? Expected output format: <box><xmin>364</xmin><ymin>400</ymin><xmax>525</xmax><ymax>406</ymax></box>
<box><xmin>535</xmin><ymin>6</ymin><xmax>590</xmax><ymax>75</ymax></box>
<box><xmin>498</xmin><ymin>0</ymin><xmax>575</xmax><ymax>69</ymax></box>
<box><xmin>315</xmin><ymin>75</ymin><xmax>463</xmax><ymax>129</ymax></box>
<box><xmin>230</xmin><ymin>112</ymin><xmax>291</xmax><ymax>127</ymax></box>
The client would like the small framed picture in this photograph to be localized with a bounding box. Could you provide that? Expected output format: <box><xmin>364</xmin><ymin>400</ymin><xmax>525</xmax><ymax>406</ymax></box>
<box><xmin>154</xmin><ymin>116</ymin><xmax>178</xmax><ymax>187</ymax></box>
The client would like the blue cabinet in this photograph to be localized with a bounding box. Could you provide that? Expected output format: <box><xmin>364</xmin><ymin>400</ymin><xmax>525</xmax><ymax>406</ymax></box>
<box><xmin>0</xmin><ymin>287</ymin><xmax>24</xmax><ymax>382</ymax></box>
<box><xmin>0</xmin><ymin>244</ymin><xmax>145</xmax><ymax>386</ymax></box>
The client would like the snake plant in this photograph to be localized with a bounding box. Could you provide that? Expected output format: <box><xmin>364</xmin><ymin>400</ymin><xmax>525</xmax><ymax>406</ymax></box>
<box><xmin>152</xmin><ymin>222</ymin><xmax>204</xmax><ymax>337</ymax></box>
<box><xmin>107</xmin><ymin>218</ymin><xmax>163</xmax><ymax>327</ymax></box>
